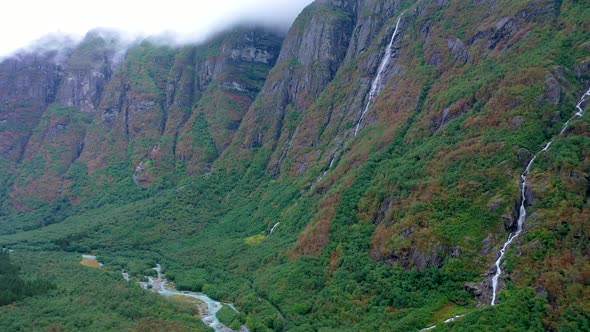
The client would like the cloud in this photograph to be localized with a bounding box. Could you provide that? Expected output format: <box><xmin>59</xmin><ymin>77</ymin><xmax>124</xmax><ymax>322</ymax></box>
<box><xmin>0</xmin><ymin>0</ymin><xmax>315</xmax><ymax>57</ymax></box>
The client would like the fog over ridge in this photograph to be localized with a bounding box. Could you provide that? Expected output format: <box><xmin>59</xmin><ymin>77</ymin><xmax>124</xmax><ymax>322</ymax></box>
<box><xmin>0</xmin><ymin>0</ymin><xmax>315</xmax><ymax>58</ymax></box>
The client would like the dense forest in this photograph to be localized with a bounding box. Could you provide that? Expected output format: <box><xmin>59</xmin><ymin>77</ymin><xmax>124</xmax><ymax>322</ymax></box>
<box><xmin>0</xmin><ymin>250</ymin><xmax>53</xmax><ymax>306</ymax></box>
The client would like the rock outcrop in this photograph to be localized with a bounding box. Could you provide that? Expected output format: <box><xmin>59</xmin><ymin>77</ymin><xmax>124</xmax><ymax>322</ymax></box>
<box><xmin>1</xmin><ymin>27</ymin><xmax>283</xmax><ymax>206</ymax></box>
<box><xmin>0</xmin><ymin>53</ymin><xmax>62</xmax><ymax>163</ymax></box>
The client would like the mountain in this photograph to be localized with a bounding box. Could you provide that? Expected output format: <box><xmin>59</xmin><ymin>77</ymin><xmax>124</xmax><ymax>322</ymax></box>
<box><xmin>1</xmin><ymin>0</ymin><xmax>589</xmax><ymax>331</ymax></box>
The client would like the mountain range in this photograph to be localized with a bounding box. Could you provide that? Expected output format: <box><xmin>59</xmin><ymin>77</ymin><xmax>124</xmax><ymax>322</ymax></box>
<box><xmin>0</xmin><ymin>0</ymin><xmax>589</xmax><ymax>331</ymax></box>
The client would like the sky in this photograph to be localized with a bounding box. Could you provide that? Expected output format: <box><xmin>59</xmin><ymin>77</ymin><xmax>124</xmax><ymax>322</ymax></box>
<box><xmin>0</xmin><ymin>0</ymin><xmax>315</xmax><ymax>57</ymax></box>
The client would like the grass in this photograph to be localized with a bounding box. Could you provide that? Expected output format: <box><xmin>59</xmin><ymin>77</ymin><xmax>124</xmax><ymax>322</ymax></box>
<box><xmin>80</xmin><ymin>256</ymin><xmax>102</xmax><ymax>269</ymax></box>
<box><xmin>244</xmin><ymin>233</ymin><xmax>266</xmax><ymax>246</ymax></box>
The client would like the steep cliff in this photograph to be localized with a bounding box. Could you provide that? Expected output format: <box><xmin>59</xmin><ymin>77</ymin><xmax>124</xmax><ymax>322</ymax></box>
<box><xmin>7</xmin><ymin>32</ymin><xmax>121</xmax><ymax>210</ymax></box>
<box><xmin>219</xmin><ymin>0</ymin><xmax>356</xmax><ymax>175</ymax></box>
<box><xmin>175</xmin><ymin>28</ymin><xmax>283</xmax><ymax>174</ymax></box>
<box><xmin>0</xmin><ymin>53</ymin><xmax>62</xmax><ymax>163</ymax></box>
<box><xmin>1</xmin><ymin>27</ymin><xmax>283</xmax><ymax>209</ymax></box>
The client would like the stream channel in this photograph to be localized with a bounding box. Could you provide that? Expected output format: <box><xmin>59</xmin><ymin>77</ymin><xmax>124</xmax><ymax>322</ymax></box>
<box><xmin>82</xmin><ymin>255</ymin><xmax>246</xmax><ymax>332</ymax></box>
<box><xmin>138</xmin><ymin>264</ymin><xmax>247</xmax><ymax>332</ymax></box>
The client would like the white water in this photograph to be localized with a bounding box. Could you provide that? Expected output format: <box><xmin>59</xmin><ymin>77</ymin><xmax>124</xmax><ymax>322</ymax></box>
<box><xmin>160</xmin><ymin>288</ymin><xmax>226</xmax><ymax>330</ymax></box>
<box><xmin>326</xmin><ymin>156</ymin><xmax>336</xmax><ymax>173</ymax></box>
<box><xmin>79</xmin><ymin>255</ymin><xmax>243</xmax><ymax>331</ymax></box>
<box><xmin>420</xmin><ymin>314</ymin><xmax>466</xmax><ymax>331</ymax></box>
<box><xmin>139</xmin><ymin>264</ymin><xmax>246</xmax><ymax>332</ymax></box>
<box><xmin>154</xmin><ymin>263</ymin><xmax>163</xmax><ymax>279</ymax></box>
<box><xmin>320</xmin><ymin>156</ymin><xmax>336</xmax><ymax>179</ymax></box>
<box><xmin>354</xmin><ymin>15</ymin><xmax>403</xmax><ymax>137</ymax></box>
<box><xmin>328</xmin><ymin>156</ymin><xmax>335</xmax><ymax>169</ymax></box>
<box><xmin>320</xmin><ymin>13</ymin><xmax>403</xmax><ymax>181</ymax></box>
<box><xmin>269</xmin><ymin>222</ymin><xmax>280</xmax><ymax>234</ymax></box>
<box><xmin>491</xmin><ymin>86</ymin><xmax>590</xmax><ymax>305</ymax></box>
<box><xmin>444</xmin><ymin>314</ymin><xmax>466</xmax><ymax>323</ymax></box>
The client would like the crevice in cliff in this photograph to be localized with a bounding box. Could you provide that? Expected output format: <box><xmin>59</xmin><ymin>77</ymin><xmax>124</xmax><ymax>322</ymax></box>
<box><xmin>159</xmin><ymin>99</ymin><xmax>167</xmax><ymax>136</ymax></box>
<box><xmin>187</xmin><ymin>49</ymin><xmax>197</xmax><ymax>117</ymax></box>
<box><xmin>172</xmin><ymin>132</ymin><xmax>179</xmax><ymax>160</ymax></box>
<box><xmin>15</xmin><ymin>133</ymin><xmax>33</xmax><ymax>165</ymax></box>
<box><xmin>124</xmin><ymin>105</ymin><xmax>130</xmax><ymax>140</ymax></box>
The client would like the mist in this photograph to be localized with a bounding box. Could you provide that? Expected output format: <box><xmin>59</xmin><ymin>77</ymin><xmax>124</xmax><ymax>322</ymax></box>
<box><xmin>0</xmin><ymin>0</ymin><xmax>315</xmax><ymax>58</ymax></box>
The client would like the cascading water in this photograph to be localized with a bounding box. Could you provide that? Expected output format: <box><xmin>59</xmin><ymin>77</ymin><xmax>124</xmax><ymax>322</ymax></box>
<box><xmin>320</xmin><ymin>156</ymin><xmax>336</xmax><ymax>178</ymax></box>
<box><xmin>354</xmin><ymin>15</ymin><xmax>403</xmax><ymax>137</ymax></box>
<box><xmin>491</xmin><ymin>86</ymin><xmax>590</xmax><ymax>305</ymax></box>
<box><xmin>269</xmin><ymin>222</ymin><xmax>280</xmax><ymax>234</ymax></box>
<box><xmin>320</xmin><ymin>13</ymin><xmax>404</xmax><ymax>181</ymax></box>
<box><xmin>420</xmin><ymin>314</ymin><xmax>466</xmax><ymax>331</ymax></box>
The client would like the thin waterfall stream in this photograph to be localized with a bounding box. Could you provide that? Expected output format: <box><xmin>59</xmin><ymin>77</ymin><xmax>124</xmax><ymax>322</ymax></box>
<box><xmin>491</xmin><ymin>86</ymin><xmax>590</xmax><ymax>305</ymax></box>
<box><xmin>417</xmin><ymin>86</ymin><xmax>590</xmax><ymax>331</ymax></box>
<box><xmin>269</xmin><ymin>222</ymin><xmax>280</xmax><ymax>234</ymax></box>
<box><xmin>420</xmin><ymin>314</ymin><xmax>466</xmax><ymax>331</ymax></box>
<box><xmin>354</xmin><ymin>15</ymin><xmax>403</xmax><ymax>137</ymax></box>
<box><xmin>319</xmin><ymin>13</ymin><xmax>404</xmax><ymax>181</ymax></box>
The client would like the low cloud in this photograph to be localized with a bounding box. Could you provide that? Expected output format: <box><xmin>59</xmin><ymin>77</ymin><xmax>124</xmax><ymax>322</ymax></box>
<box><xmin>0</xmin><ymin>0</ymin><xmax>315</xmax><ymax>58</ymax></box>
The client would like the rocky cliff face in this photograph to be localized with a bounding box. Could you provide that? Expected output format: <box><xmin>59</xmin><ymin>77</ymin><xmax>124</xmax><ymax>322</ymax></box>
<box><xmin>0</xmin><ymin>52</ymin><xmax>66</xmax><ymax>210</ymax></box>
<box><xmin>217</xmin><ymin>0</ymin><xmax>590</xmax><ymax>316</ymax></box>
<box><xmin>219</xmin><ymin>0</ymin><xmax>415</xmax><ymax>177</ymax></box>
<box><xmin>220</xmin><ymin>1</ymin><xmax>356</xmax><ymax>175</ymax></box>
<box><xmin>0</xmin><ymin>53</ymin><xmax>62</xmax><ymax>164</ymax></box>
<box><xmin>55</xmin><ymin>30</ymin><xmax>120</xmax><ymax>113</ymax></box>
<box><xmin>174</xmin><ymin>28</ymin><xmax>283</xmax><ymax>175</ymax></box>
<box><xmin>5</xmin><ymin>32</ymin><xmax>123</xmax><ymax>209</ymax></box>
<box><xmin>1</xmin><ymin>27</ymin><xmax>283</xmax><ymax>209</ymax></box>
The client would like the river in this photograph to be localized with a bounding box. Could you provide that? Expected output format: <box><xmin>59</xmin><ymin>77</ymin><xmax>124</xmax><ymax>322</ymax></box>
<box><xmin>139</xmin><ymin>264</ymin><xmax>248</xmax><ymax>332</ymax></box>
<box><xmin>82</xmin><ymin>255</ymin><xmax>247</xmax><ymax>332</ymax></box>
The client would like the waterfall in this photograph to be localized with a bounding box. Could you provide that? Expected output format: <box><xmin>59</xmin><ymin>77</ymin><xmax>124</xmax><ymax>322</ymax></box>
<box><xmin>269</xmin><ymin>222</ymin><xmax>280</xmax><ymax>234</ymax></box>
<box><xmin>354</xmin><ymin>15</ymin><xmax>403</xmax><ymax>137</ymax></box>
<box><xmin>420</xmin><ymin>314</ymin><xmax>466</xmax><ymax>331</ymax></box>
<box><xmin>491</xmin><ymin>86</ymin><xmax>590</xmax><ymax>305</ymax></box>
<box><xmin>154</xmin><ymin>263</ymin><xmax>163</xmax><ymax>279</ymax></box>
<box><xmin>320</xmin><ymin>14</ymin><xmax>403</xmax><ymax>182</ymax></box>
<box><xmin>320</xmin><ymin>156</ymin><xmax>336</xmax><ymax>178</ymax></box>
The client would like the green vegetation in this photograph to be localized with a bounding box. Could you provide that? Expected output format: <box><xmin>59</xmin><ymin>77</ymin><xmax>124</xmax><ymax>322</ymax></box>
<box><xmin>0</xmin><ymin>250</ymin><xmax>53</xmax><ymax>306</ymax></box>
<box><xmin>0</xmin><ymin>251</ymin><xmax>208</xmax><ymax>331</ymax></box>
<box><xmin>122</xmin><ymin>41</ymin><xmax>176</xmax><ymax>98</ymax></box>
<box><xmin>217</xmin><ymin>304</ymin><xmax>241</xmax><ymax>329</ymax></box>
<box><xmin>191</xmin><ymin>113</ymin><xmax>218</xmax><ymax>163</ymax></box>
